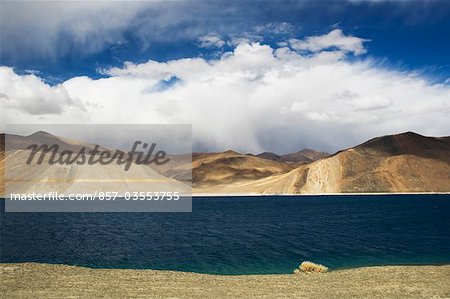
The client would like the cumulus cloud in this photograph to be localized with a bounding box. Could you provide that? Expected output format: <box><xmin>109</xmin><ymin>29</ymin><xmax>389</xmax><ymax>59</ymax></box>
<box><xmin>0</xmin><ymin>67</ymin><xmax>85</xmax><ymax>115</ymax></box>
<box><xmin>1</xmin><ymin>34</ymin><xmax>449</xmax><ymax>153</ymax></box>
<box><xmin>289</xmin><ymin>29</ymin><xmax>369</xmax><ymax>55</ymax></box>
<box><xmin>2</xmin><ymin>0</ymin><xmax>445</xmax><ymax>66</ymax></box>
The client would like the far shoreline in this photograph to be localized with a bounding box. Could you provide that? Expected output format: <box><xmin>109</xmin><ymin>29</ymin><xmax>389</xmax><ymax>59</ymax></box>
<box><xmin>2</xmin><ymin>260</ymin><xmax>450</xmax><ymax>274</ymax></box>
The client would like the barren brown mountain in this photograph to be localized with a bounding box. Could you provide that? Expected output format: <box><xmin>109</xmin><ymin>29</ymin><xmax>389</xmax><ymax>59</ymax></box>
<box><xmin>255</xmin><ymin>149</ymin><xmax>330</xmax><ymax>164</ymax></box>
<box><xmin>191</xmin><ymin>150</ymin><xmax>296</xmax><ymax>189</ymax></box>
<box><xmin>1</xmin><ymin>131</ymin><xmax>114</xmax><ymax>154</ymax></box>
<box><xmin>0</xmin><ymin>134</ymin><xmax>4</xmax><ymax>196</ymax></box>
<box><xmin>281</xmin><ymin>149</ymin><xmax>330</xmax><ymax>163</ymax></box>
<box><xmin>197</xmin><ymin>132</ymin><xmax>450</xmax><ymax>194</ymax></box>
<box><xmin>1</xmin><ymin>131</ymin><xmax>449</xmax><ymax>195</ymax></box>
<box><xmin>0</xmin><ymin>133</ymin><xmax>190</xmax><ymax>196</ymax></box>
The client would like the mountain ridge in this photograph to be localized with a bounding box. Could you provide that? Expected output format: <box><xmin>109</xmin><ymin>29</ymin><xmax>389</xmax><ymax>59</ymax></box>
<box><xmin>1</xmin><ymin>131</ymin><xmax>449</xmax><ymax>195</ymax></box>
<box><xmin>192</xmin><ymin>131</ymin><xmax>450</xmax><ymax>194</ymax></box>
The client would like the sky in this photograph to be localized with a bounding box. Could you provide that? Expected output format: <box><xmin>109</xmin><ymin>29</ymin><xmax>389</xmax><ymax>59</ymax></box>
<box><xmin>1</xmin><ymin>0</ymin><xmax>449</xmax><ymax>154</ymax></box>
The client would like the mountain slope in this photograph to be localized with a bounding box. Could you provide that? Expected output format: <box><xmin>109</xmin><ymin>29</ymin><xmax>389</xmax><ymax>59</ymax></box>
<box><xmin>255</xmin><ymin>149</ymin><xmax>330</xmax><ymax>164</ymax></box>
<box><xmin>281</xmin><ymin>149</ymin><xmax>330</xmax><ymax>163</ymax></box>
<box><xmin>2</xmin><ymin>131</ymin><xmax>449</xmax><ymax>195</ymax></box>
<box><xmin>1</xmin><ymin>131</ymin><xmax>112</xmax><ymax>153</ymax></box>
<box><xmin>352</xmin><ymin>131</ymin><xmax>450</xmax><ymax>162</ymax></box>
<box><xmin>1</xmin><ymin>132</ymin><xmax>190</xmax><ymax>196</ymax></box>
<box><xmin>197</xmin><ymin>132</ymin><xmax>450</xmax><ymax>194</ymax></box>
<box><xmin>192</xmin><ymin>150</ymin><xmax>296</xmax><ymax>188</ymax></box>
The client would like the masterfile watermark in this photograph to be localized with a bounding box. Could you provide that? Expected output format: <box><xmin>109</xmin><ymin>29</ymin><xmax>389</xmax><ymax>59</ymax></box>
<box><xmin>26</xmin><ymin>141</ymin><xmax>170</xmax><ymax>171</ymax></box>
<box><xmin>9</xmin><ymin>191</ymin><xmax>181</xmax><ymax>201</ymax></box>
<box><xmin>4</xmin><ymin>124</ymin><xmax>192</xmax><ymax>212</ymax></box>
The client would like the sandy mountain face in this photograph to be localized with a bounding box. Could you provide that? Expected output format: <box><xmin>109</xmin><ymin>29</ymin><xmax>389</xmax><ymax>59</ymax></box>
<box><xmin>0</xmin><ymin>136</ymin><xmax>4</xmax><ymax>196</ymax></box>
<box><xmin>0</xmin><ymin>133</ymin><xmax>190</xmax><ymax>196</ymax></box>
<box><xmin>1</xmin><ymin>131</ymin><xmax>449</xmax><ymax>195</ymax></box>
<box><xmin>2</xmin><ymin>131</ymin><xmax>110</xmax><ymax>153</ymax></box>
<box><xmin>335</xmin><ymin>132</ymin><xmax>450</xmax><ymax>193</ymax></box>
<box><xmin>191</xmin><ymin>150</ymin><xmax>296</xmax><ymax>189</ymax></box>
<box><xmin>192</xmin><ymin>132</ymin><xmax>450</xmax><ymax>194</ymax></box>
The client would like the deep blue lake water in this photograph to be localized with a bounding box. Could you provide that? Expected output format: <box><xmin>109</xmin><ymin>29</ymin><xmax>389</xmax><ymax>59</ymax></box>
<box><xmin>1</xmin><ymin>195</ymin><xmax>450</xmax><ymax>274</ymax></box>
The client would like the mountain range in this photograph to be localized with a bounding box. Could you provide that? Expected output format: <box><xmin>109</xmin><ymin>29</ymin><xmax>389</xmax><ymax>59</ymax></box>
<box><xmin>0</xmin><ymin>131</ymin><xmax>190</xmax><ymax>196</ymax></box>
<box><xmin>255</xmin><ymin>149</ymin><xmax>330</xmax><ymax>164</ymax></box>
<box><xmin>195</xmin><ymin>132</ymin><xmax>449</xmax><ymax>194</ymax></box>
<box><xmin>1</xmin><ymin>131</ymin><xmax>449</xmax><ymax>195</ymax></box>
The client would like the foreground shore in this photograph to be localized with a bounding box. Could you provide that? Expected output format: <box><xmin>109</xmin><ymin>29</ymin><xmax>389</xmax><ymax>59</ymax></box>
<box><xmin>1</xmin><ymin>263</ymin><xmax>449</xmax><ymax>298</ymax></box>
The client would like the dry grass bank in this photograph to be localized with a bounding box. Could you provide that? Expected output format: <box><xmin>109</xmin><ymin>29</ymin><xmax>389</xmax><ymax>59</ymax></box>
<box><xmin>1</xmin><ymin>263</ymin><xmax>449</xmax><ymax>298</ymax></box>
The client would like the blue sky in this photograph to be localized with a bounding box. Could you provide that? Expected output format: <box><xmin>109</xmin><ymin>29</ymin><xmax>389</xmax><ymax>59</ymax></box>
<box><xmin>1</xmin><ymin>0</ymin><xmax>449</xmax><ymax>153</ymax></box>
<box><xmin>2</xmin><ymin>0</ymin><xmax>450</xmax><ymax>83</ymax></box>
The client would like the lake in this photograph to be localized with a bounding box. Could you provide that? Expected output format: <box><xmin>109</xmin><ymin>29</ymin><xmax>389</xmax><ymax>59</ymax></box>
<box><xmin>1</xmin><ymin>195</ymin><xmax>450</xmax><ymax>274</ymax></box>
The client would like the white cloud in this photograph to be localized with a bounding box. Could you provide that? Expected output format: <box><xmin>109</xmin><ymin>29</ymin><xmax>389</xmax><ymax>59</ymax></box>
<box><xmin>0</xmin><ymin>67</ymin><xmax>85</xmax><ymax>115</ymax></box>
<box><xmin>1</xmin><ymin>1</ymin><xmax>236</xmax><ymax>61</ymax></box>
<box><xmin>1</xmin><ymin>38</ymin><xmax>449</xmax><ymax>153</ymax></box>
<box><xmin>198</xmin><ymin>34</ymin><xmax>226</xmax><ymax>48</ymax></box>
<box><xmin>289</xmin><ymin>29</ymin><xmax>369</xmax><ymax>55</ymax></box>
<box><xmin>254</xmin><ymin>22</ymin><xmax>294</xmax><ymax>35</ymax></box>
<box><xmin>0</xmin><ymin>2</ymin><xmax>151</xmax><ymax>60</ymax></box>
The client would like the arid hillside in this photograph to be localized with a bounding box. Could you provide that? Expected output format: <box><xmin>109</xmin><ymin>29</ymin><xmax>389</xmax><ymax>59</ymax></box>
<box><xmin>193</xmin><ymin>132</ymin><xmax>450</xmax><ymax>194</ymax></box>
<box><xmin>255</xmin><ymin>149</ymin><xmax>329</xmax><ymax>164</ymax></box>
<box><xmin>0</xmin><ymin>135</ymin><xmax>4</xmax><ymax>196</ymax></box>
<box><xmin>0</xmin><ymin>132</ymin><xmax>190</xmax><ymax>196</ymax></box>
<box><xmin>1</xmin><ymin>131</ymin><xmax>449</xmax><ymax>195</ymax></box>
<box><xmin>191</xmin><ymin>150</ymin><xmax>296</xmax><ymax>188</ymax></box>
<box><xmin>1</xmin><ymin>131</ymin><xmax>109</xmax><ymax>152</ymax></box>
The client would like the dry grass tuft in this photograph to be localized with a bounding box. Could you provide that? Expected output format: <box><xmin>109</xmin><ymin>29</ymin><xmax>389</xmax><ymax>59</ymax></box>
<box><xmin>294</xmin><ymin>261</ymin><xmax>329</xmax><ymax>273</ymax></box>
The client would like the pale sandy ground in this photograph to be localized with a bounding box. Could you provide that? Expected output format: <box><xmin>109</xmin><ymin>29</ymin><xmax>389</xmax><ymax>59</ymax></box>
<box><xmin>1</xmin><ymin>263</ymin><xmax>449</xmax><ymax>298</ymax></box>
